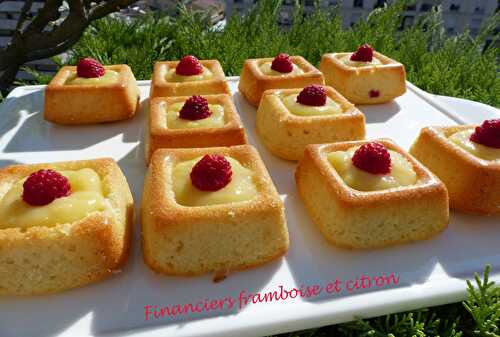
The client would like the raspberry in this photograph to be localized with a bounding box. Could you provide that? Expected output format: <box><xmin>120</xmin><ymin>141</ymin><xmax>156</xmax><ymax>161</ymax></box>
<box><xmin>22</xmin><ymin>169</ymin><xmax>71</xmax><ymax>206</ymax></box>
<box><xmin>190</xmin><ymin>155</ymin><xmax>232</xmax><ymax>191</ymax></box>
<box><xmin>76</xmin><ymin>57</ymin><xmax>105</xmax><ymax>78</ymax></box>
<box><xmin>352</xmin><ymin>142</ymin><xmax>391</xmax><ymax>175</ymax></box>
<box><xmin>470</xmin><ymin>119</ymin><xmax>500</xmax><ymax>148</ymax></box>
<box><xmin>296</xmin><ymin>85</ymin><xmax>327</xmax><ymax>106</ymax></box>
<box><xmin>271</xmin><ymin>53</ymin><xmax>293</xmax><ymax>73</ymax></box>
<box><xmin>369</xmin><ymin>90</ymin><xmax>380</xmax><ymax>98</ymax></box>
<box><xmin>350</xmin><ymin>44</ymin><xmax>374</xmax><ymax>62</ymax></box>
<box><xmin>176</xmin><ymin>55</ymin><xmax>203</xmax><ymax>76</ymax></box>
<box><xmin>179</xmin><ymin>95</ymin><xmax>212</xmax><ymax>120</ymax></box>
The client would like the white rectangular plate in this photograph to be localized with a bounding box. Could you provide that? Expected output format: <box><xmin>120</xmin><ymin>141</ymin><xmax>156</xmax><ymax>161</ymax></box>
<box><xmin>0</xmin><ymin>78</ymin><xmax>499</xmax><ymax>337</ymax></box>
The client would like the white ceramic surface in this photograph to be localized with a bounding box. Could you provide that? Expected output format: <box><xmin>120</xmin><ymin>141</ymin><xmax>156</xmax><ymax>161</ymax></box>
<box><xmin>0</xmin><ymin>78</ymin><xmax>498</xmax><ymax>337</ymax></box>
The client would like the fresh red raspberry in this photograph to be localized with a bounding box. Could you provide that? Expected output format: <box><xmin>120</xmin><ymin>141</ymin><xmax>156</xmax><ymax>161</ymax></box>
<box><xmin>296</xmin><ymin>85</ymin><xmax>327</xmax><ymax>106</ymax></box>
<box><xmin>76</xmin><ymin>57</ymin><xmax>105</xmax><ymax>78</ymax></box>
<box><xmin>179</xmin><ymin>95</ymin><xmax>212</xmax><ymax>120</ymax></box>
<box><xmin>350</xmin><ymin>44</ymin><xmax>374</xmax><ymax>62</ymax></box>
<box><xmin>470</xmin><ymin>119</ymin><xmax>500</xmax><ymax>148</ymax></box>
<box><xmin>369</xmin><ymin>89</ymin><xmax>380</xmax><ymax>98</ymax></box>
<box><xmin>190</xmin><ymin>155</ymin><xmax>232</xmax><ymax>191</ymax></box>
<box><xmin>22</xmin><ymin>169</ymin><xmax>71</xmax><ymax>206</ymax></box>
<box><xmin>176</xmin><ymin>55</ymin><xmax>203</xmax><ymax>76</ymax></box>
<box><xmin>271</xmin><ymin>53</ymin><xmax>293</xmax><ymax>73</ymax></box>
<box><xmin>352</xmin><ymin>142</ymin><xmax>392</xmax><ymax>175</ymax></box>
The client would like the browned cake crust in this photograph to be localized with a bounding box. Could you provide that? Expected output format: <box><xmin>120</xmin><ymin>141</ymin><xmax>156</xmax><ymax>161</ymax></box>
<box><xmin>141</xmin><ymin>145</ymin><xmax>289</xmax><ymax>276</ymax></box>
<box><xmin>0</xmin><ymin>158</ymin><xmax>134</xmax><ymax>296</ymax></box>
<box><xmin>145</xmin><ymin>94</ymin><xmax>248</xmax><ymax>164</ymax></box>
<box><xmin>410</xmin><ymin>125</ymin><xmax>500</xmax><ymax>214</ymax></box>
<box><xmin>150</xmin><ymin>60</ymin><xmax>231</xmax><ymax>98</ymax></box>
<box><xmin>238</xmin><ymin>56</ymin><xmax>325</xmax><ymax>107</ymax></box>
<box><xmin>320</xmin><ymin>52</ymin><xmax>406</xmax><ymax>105</ymax></box>
<box><xmin>256</xmin><ymin>86</ymin><xmax>366</xmax><ymax>161</ymax></box>
<box><xmin>296</xmin><ymin>139</ymin><xmax>449</xmax><ymax>249</ymax></box>
<box><xmin>44</xmin><ymin>65</ymin><xmax>140</xmax><ymax>125</ymax></box>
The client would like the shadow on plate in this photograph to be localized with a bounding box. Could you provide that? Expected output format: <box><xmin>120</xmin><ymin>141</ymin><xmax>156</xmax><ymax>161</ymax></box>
<box><xmin>284</xmin><ymin>191</ymin><xmax>445</xmax><ymax>303</ymax></box>
<box><xmin>359</xmin><ymin>100</ymin><xmax>401</xmax><ymax>124</ymax></box>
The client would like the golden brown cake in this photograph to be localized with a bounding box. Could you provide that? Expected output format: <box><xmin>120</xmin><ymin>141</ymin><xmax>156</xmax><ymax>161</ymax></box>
<box><xmin>256</xmin><ymin>85</ymin><xmax>365</xmax><ymax>161</ymax></box>
<box><xmin>320</xmin><ymin>44</ymin><xmax>406</xmax><ymax>105</ymax></box>
<box><xmin>410</xmin><ymin>121</ymin><xmax>500</xmax><ymax>214</ymax></box>
<box><xmin>296</xmin><ymin>139</ymin><xmax>449</xmax><ymax>249</ymax></box>
<box><xmin>0</xmin><ymin>158</ymin><xmax>134</xmax><ymax>295</ymax></box>
<box><xmin>145</xmin><ymin>94</ymin><xmax>247</xmax><ymax>164</ymax></box>
<box><xmin>44</xmin><ymin>59</ymin><xmax>140</xmax><ymax>125</ymax></box>
<box><xmin>238</xmin><ymin>53</ymin><xmax>324</xmax><ymax>107</ymax></box>
<box><xmin>150</xmin><ymin>56</ymin><xmax>230</xmax><ymax>98</ymax></box>
<box><xmin>141</xmin><ymin>145</ymin><xmax>289</xmax><ymax>277</ymax></box>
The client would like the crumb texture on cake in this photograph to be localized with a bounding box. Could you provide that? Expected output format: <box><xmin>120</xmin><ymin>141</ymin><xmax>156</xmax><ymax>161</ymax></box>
<box><xmin>0</xmin><ymin>158</ymin><xmax>134</xmax><ymax>295</ymax></box>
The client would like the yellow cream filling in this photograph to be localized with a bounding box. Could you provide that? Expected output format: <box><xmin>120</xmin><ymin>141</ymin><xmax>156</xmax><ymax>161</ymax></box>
<box><xmin>165</xmin><ymin>66</ymin><xmax>213</xmax><ymax>82</ymax></box>
<box><xmin>166</xmin><ymin>102</ymin><xmax>225</xmax><ymax>129</ymax></box>
<box><xmin>327</xmin><ymin>146</ymin><xmax>417</xmax><ymax>191</ymax></box>
<box><xmin>259</xmin><ymin>62</ymin><xmax>304</xmax><ymax>76</ymax></box>
<box><xmin>66</xmin><ymin>70</ymin><xmax>120</xmax><ymax>85</ymax></box>
<box><xmin>449</xmin><ymin>129</ymin><xmax>500</xmax><ymax>162</ymax></box>
<box><xmin>281</xmin><ymin>93</ymin><xmax>343</xmax><ymax>116</ymax></box>
<box><xmin>172</xmin><ymin>156</ymin><xmax>258</xmax><ymax>207</ymax></box>
<box><xmin>340</xmin><ymin>54</ymin><xmax>383</xmax><ymax>68</ymax></box>
<box><xmin>0</xmin><ymin>168</ymin><xmax>107</xmax><ymax>230</ymax></box>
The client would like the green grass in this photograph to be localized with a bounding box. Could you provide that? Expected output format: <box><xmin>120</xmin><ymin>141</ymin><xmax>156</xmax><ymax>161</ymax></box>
<box><xmin>25</xmin><ymin>1</ymin><xmax>500</xmax><ymax>335</ymax></box>
<box><xmin>64</xmin><ymin>0</ymin><xmax>500</xmax><ymax>107</ymax></box>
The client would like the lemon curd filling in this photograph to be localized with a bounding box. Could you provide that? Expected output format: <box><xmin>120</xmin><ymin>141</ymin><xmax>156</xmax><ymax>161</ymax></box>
<box><xmin>340</xmin><ymin>55</ymin><xmax>383</xmax><ymax>68</ymax></box>
<box><xmin>259</xmin><ymin>62</ymin><xmax>304</xmax><ymax>76</ymax></box>
<box><xmin>0</xmin><ymin>168</ymin><xmax>108</xmax><ymax>230</ymax></box>
<box><xmin>166</xmin><ymin>66</ymin><xmax>213</xmax><ymax>82</ymax></box>
<box><xmin>280</xmin><ymin>93</ymin><xmax>343</xmax><ymax>116</ymax></box>
<box><xmin>65</xmin><ymin>70</ymin><xmax>120</xmax><ymax>85</ymax></box>
<box><xmin>449</xmin><ymin>129</ymin><xmax>500</xmax><ymax>162</ymax></box>
<box><xmin>327</xmin><ymin>147</ymin><xmax>417</xmax><ymax>191</ymax></box>
<box><xmin>172</xmin><ymin>157</ymin><xmax>258</xmax><ymax>206</ymax></box>
<box><xmin>166</xmin><ymin>102</ymin><xmax>225</xmax><ymax>129</ymax></box>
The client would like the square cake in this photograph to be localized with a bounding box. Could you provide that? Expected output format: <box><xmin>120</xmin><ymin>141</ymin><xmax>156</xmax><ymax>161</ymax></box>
<box><xmin>410</xmin><ymin>121</ymin><xmax>500</xmax><ymax>214</ymax></box>
<box><xmin>320</xmin><ymin>44</ymin><xmax>406</xmax><ymax>104</ymax></box>
<box><xmin>141</xmin><ymin>145</ymin><xmax>289</xmax><ymax>277</ymax></box>
<box><xmin>256</xmin><ymin>85</ymin><xmax>365</xmax><ymax>160</ymax></box>
<box><xmin>45</xmin><ymin>60</ymin><xmax>140</xmax><ymax>125</ymax></box>
<box><xmin>296</xmin><ymin>139</ymin><xmax>449</xmax><ymax>249</ymax></box>
<box><xmin>150</xmin><ymin>56</ymin><xmax>230</xmax><ymax>98</ymax></box>
<box><xmin>145</xmin><ymin>94</ymin><xmax>247</xmax><ymax>164</ymax></box>
<box><xmin>0</xmin><ymin>158</ymin><xmax>134</xmax><ymax>295</ymax></box>
<box><xmin>238</xmin><ymin>53</ymin><xmax>324</xmax><ymax>107</ymax></box>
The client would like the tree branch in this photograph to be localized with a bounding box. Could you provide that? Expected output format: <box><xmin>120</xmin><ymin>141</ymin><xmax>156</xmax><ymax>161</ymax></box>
<box><xmin>14</xmin><ymin>0</ymin><xmax>33</xmax><ymax>34</ymax></box>
<box><xmin>0</xmin><ymin>0</ymin><xmax>137</xmax><ymax>93</ymax></box>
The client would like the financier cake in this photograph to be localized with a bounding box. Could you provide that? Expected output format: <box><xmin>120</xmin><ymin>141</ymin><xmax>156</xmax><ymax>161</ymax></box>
<box><xmin>0</xmin><ymin>158</ymin><xmax>134</xmax><ymax>295</ymax></box>
<box><xmin>238</xmin><ymin>53</ymin><xmax>324</xmax><ymax>107</ymax></box>
<box><xmin>256</xmin><ymin>84</ymin><xmax>365</xmax><ymax>160</ymax></box>
<box><xmin>145</xmin><ymin>94</ymin><xmax>247</xmax><ymax>164</ymax></box>
<box><xmin>296</xmin><ymin>139</ymin><xmax>449</xmax><ymax>249</ymax></box>
<box><xmin>320</xmin><ymin>44</ymin><xmax>406</xmax><ymax>104</ymax></box>
<box><xmin>410</xmin><ymin>119</ymin><xmax>500</xmax><ymax>214</ymax></box>
<box><xmin>44</xmin><ymin>58</ymin><xmax>140</xmax><ymax>125</ymax></box>
<box><xmin>150</xmin><ymin>55</ymin><xmax>231</xmax><ymax>98</ymax></box>
<box><xmin>141</xmin><ymin>145</ymin><xmax>289</xmax><ymax>278</ymax></box>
